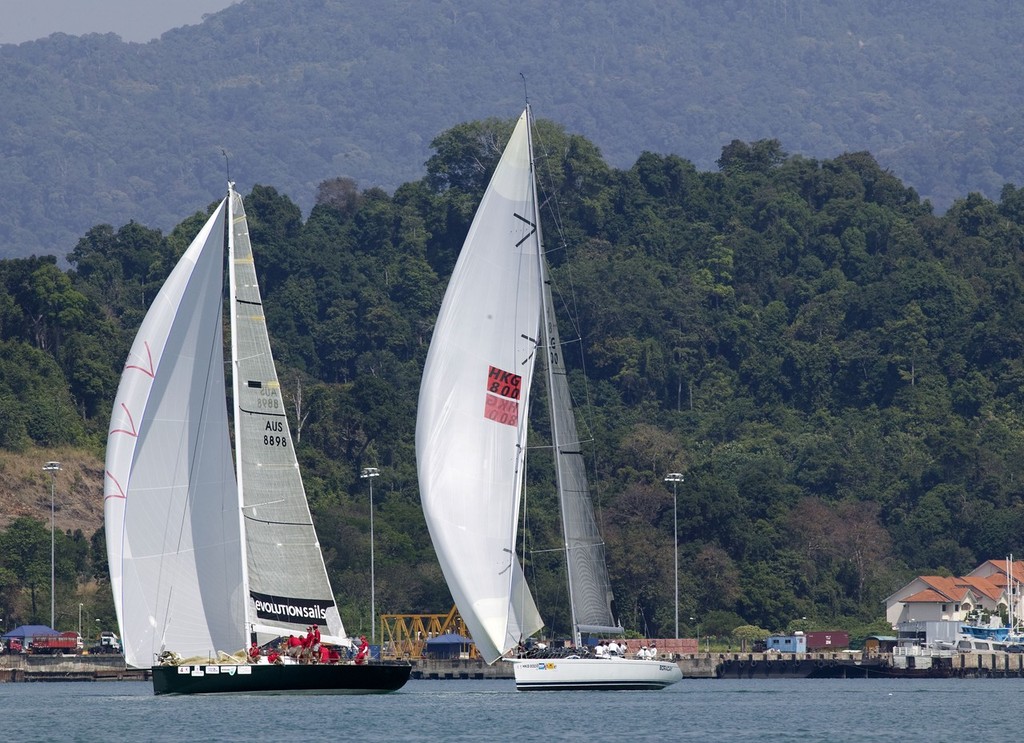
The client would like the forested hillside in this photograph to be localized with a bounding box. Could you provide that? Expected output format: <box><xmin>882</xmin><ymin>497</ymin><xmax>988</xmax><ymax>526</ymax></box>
<box><xmin>3</xmin><ymin>0</ymin><xmax>1024</xmax><ymax>258</ymax></box>
<box><xmin>3</xmin><ymin>117</ymin><xmax>1024</xmax><ymax>644</ymax></box>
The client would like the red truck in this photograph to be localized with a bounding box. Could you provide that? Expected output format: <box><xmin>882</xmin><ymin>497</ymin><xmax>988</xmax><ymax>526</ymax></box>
<box><xmin>30</xmin><ymin>631</ymin><xmax>83</xmax><ymax>655</ymax></box>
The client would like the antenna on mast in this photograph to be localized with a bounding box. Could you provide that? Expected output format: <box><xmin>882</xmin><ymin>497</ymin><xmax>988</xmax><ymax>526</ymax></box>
<box><xmin>222</xmin><ymin>148</ymin><xmax>231</xmax><ymax>183</ymax></box>
<box><xmin>520</xmin><ymin>72</ymin><xmax>528</xmax><ymax>106</ymax></box>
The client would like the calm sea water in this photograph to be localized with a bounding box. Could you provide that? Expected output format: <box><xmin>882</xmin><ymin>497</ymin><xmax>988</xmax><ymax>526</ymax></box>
<box><xmin>3</xmin><ymin>677</ymin><xmax>1021</xmax><ymax>742</ymax></box>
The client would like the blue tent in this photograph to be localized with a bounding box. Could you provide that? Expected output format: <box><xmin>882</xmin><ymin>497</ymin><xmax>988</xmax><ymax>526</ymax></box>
<box><xmin>2</xmin><ymin>624</ymin><xmax>57</xmax><ymax>640</ymax></box>
<box><xmin>424</xmin><ymin>633</ymin><xmax>473</xmax><ymax>660</ymax></box>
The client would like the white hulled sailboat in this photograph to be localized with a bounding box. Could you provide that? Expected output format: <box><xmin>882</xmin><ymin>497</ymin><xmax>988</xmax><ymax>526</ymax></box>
<box><xmin>416</xmin><ymin>108</ymin><xmax>681</xmax><ymax>690</ymax></box>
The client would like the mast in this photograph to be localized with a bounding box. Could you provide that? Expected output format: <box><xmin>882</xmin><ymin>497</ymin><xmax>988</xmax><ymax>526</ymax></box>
<box><xmin>529</xmin><ymin>106</ymin><xmax>583</xmax><ymax>645</ymax></box>
<box><xmin>227</xmin><ymin>182</ymin><xmax>253</xmax><ymax>636</ymax></box>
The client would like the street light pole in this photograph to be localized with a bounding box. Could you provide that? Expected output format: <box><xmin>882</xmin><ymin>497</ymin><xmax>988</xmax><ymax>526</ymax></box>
<box><xmin>664</xmin><ymin>473</ymin><xmax>684</xmax><ymax>640</ymax></box>
<box><xmin>360</xmin><ymin>467</ymin><xmax>380</xmax><ymax>645</ymax></box>
<box><xmin>43</xmin><ymin>461</ymin><xmax>61</xmax><ymax>630</ymax></box>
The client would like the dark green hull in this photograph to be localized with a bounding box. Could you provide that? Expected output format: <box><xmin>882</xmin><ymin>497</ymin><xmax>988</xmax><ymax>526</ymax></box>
<box><xmin>151</xmin><ymin>662</ymin><xmax>411</xmax><ymax>695</ymax></box>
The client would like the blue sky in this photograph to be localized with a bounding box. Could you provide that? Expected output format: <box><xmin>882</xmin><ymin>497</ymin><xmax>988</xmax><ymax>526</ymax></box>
<box><xmin>0</xmin><ymin>0</ymin><xmax>235</xmax><ymax>44</ymax></box>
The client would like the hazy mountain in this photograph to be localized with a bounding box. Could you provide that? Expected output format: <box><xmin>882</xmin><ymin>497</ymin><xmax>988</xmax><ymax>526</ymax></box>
<box><xmin>3</xmin><ymin>0</ymin><xmax>1023</xmax><ymax>259</ymax></box>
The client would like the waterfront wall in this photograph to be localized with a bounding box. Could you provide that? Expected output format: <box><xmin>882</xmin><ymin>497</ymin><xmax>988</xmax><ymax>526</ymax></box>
<box><xmin>411</xmin><ymin>658</ymin><xmax>510</xmax><ymax>680</ymax></box>
<box><xmin>716</xmin><ymin>650</ymin><xmax>1024</xmax><ymax>679</ymax></box>
<box><xmin>5</xmin><ymin>651</ymin><xmax>1024</xmax><ymax>683</ymax></box>
<box><xmin>0</xmin><ymin>654</ymin><xmax>143</xmax><ymax>682</ymax></box>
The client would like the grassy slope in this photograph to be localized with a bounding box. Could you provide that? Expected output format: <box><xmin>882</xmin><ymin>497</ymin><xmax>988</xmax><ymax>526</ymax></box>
<box><xmin>0</xmin><ymin>446</ymin><xmax>104</xmax><ymax>536</ymax></box>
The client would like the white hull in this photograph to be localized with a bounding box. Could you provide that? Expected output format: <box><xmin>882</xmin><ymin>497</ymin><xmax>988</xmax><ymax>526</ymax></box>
<box><xmin>511</xmin><ymin>657</ymin><xmax>682</xmax><ymax>691</ymax></box>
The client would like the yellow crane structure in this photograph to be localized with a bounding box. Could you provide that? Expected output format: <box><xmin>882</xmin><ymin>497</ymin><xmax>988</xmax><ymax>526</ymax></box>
<box><xmin>379</xmin><ymin>606</ymin><xmax>478</xmax><ymax>660</ymax></box>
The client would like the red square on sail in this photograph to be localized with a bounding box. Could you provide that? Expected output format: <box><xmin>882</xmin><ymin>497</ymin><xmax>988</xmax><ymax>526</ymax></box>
<box><xmin>486</xmin><ymin>365</ymin><xmax>522</xmax><ymax>400</ymax></box>
<box><xmin>484</xmin><ymin>393</ymin><xmax>519</xmax><ymax>427</ymax></box>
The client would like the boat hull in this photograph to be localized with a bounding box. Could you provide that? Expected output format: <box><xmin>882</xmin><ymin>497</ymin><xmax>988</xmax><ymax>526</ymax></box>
<box><xmin>151</xmin><ymin>662</ymin><xmax>411</xmax><ymax>695</ymax></box>
<box><xmin>512</xmin><ymin>657</ymin><xmax>682</xmax><ymax>691</ymax></box>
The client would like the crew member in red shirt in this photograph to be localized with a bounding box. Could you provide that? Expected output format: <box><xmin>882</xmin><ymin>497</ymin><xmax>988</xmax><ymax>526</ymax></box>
<box><xmin>355</xmin><ymin>635</ymin><xmax>369</xmax><ymax>665</ymax></box>
<box><xmin>310</xmin><ymin>624</ymin><xmax>321</xmax><ymax>663</ymax></box>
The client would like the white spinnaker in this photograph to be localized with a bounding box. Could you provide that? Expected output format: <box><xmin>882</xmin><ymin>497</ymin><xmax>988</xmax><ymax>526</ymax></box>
<box><xmin>417</xmin><ymin>111</ymin><xmax>543</xmax><ymax>663</ymax></box>
<box><xmin>228</xmin><ymin>187</ymin><xmax>347</xmax><ymax>645</ymax></box>
<box><xmin>104</xmin><ymin>201</ymin><xmax>246</xmax><ymax>668</ymax></box>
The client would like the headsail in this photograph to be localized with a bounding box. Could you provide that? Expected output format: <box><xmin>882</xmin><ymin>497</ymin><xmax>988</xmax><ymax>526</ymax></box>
<box><xmin>228</xmin><ymin>186</ymin><xmax>347</xmax><ymax>645</ymax></box>
<box><xmin>104</xmin><ymin>201</ymin><xmax>245</xmax><ymax>668</ymax></box>
<box><xmin>417</xmin><ymin>110</ymin><xmax>544</xmax><ymax>663</ymax></box>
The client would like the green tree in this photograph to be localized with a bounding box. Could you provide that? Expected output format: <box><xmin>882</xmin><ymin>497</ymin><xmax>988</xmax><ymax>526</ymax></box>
<box><xmin>0</xmin><ymin>517</ymin><xmax>53</xmax><ymax>623</ymax></box>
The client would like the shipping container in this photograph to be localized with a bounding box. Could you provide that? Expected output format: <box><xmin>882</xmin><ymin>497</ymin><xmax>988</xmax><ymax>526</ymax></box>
<box><xmin>804</xmin><ymin>631</ymin><xmax>849</xmax><ymax>650</ymax></box>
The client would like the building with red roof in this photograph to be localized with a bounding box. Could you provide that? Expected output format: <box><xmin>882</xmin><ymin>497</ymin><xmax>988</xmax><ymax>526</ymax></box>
<box><xmin>883</xmin><ymin>559</ymin><xmax>1024</xmax><ymax>628</ymax></box>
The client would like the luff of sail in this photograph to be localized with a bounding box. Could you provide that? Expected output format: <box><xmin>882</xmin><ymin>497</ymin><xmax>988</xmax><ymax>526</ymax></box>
<box><xmin>417</xmin><ymin>110</ymin><xmax>543</xmax><ymax>663</ymax></box>
<box><xmin>228</xmin><ymin>188</ymin><xmax>347</xmax><ymax>645</ymax></box>
<box><xmin>104</xmin><ymin>201</ymin><xmax>245</xmax><ymax>668</ymax></box>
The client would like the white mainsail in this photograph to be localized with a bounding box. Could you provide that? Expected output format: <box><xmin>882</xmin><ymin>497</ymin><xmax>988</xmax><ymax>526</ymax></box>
<box><xmin>540</xmin><ymin>258</ymin><xmax>621</xmax><ymax>638</ymax></box>
<box><xmin>417</xmin><ymin>110</ymin><xmax>544</xmax><ymax>663</ymax></box>
<box><xmin>105</xmin><ymin>184</ymin><xmax>347</xmax><ymax>669</ymax></box>
<box><xmin>228</xmin><ymin>189</ymin><xmax>346</xmax><ymax>645</ymax></box>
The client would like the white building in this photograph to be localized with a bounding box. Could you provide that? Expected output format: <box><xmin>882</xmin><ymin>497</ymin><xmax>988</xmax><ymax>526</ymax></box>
<box><xmin>882</xmin><ymin>559</ymin><xmax>1024</xmax><ymax>629</ymax></box>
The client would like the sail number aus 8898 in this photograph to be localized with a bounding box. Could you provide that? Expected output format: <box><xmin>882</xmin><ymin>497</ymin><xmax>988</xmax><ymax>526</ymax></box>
<box><xmin>263</xmin><ymin>419</ymin><xmax>286</xmax><ymax>447</ymax></box>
